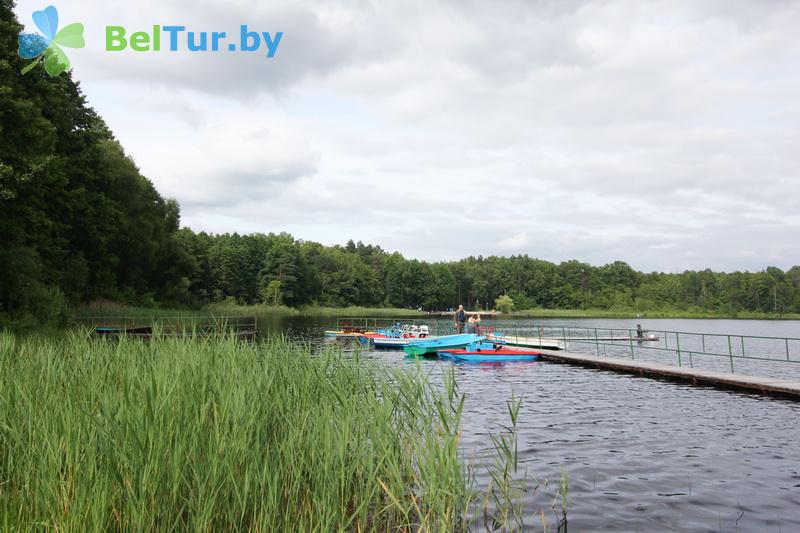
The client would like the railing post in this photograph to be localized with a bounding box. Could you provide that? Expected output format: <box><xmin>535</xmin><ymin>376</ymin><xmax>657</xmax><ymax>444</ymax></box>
<box><xmin>595</xmin><ymin>327</ymin><xmax>600</xmax><ymax>357</ymax></box>
<box><xmin>741</xmin><ymin>336</ymin><xmax>746</xmax><ymax>360</ymax></box>
<box><xmin>629</xmin><ymin>329</ymin><xmax>635</xmax><ymax>359</ymax></box>
<box><xmin>676</xmin><ymin>332</ymin><xmax>682</xmax><ymax>366</ymax></box>
<box><xmin>787</xmin><ymin>338</ymin><xmax>791</xmax><ymax>361</ymax></box>
<box><xmin>728</xmin><ymin>335</ymin><xmax>734</xmax><ymax>372</ymax></box>
<box><xmin>701</xmin><ymin>334</ymin><xmax>705</xmax><ymax>353</ymax></box>
<box><xmin>562</xmin><ymin>326</ymin><xmax>567</xmax><ymax>351</ymax></box>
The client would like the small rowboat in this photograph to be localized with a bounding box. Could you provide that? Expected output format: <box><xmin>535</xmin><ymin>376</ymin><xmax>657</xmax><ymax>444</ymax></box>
<box><xmin>404</xmin><ymin>334</ymin><xmax>484</xmax><ymax>357</ymax></box>
<box><xmin>438</xmin><ymin>342</ymin><xmax>540</xmax><ymax>362</ymax></box>
<box><xmin>324</xmin><ymin>330</ymin><xmax>377</xmax><ymax>338</ymax></box>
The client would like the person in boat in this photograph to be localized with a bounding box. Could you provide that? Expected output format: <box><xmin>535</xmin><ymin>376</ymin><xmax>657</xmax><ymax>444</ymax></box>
<box><xmin>454</xmin><ymin>305</ymin><xmax>467</xmax><ymax>333</ymax></box>
<box><xmin>467</xmin><ymin>313</ymin><xmax>481</xmax><ymax>333</ymax></box>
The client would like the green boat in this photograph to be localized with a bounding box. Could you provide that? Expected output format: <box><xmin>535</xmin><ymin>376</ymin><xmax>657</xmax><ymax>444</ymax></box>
<box><xmin>403</xmin><ymin>334</ymin><xmax>485</xmax><ymax>357</ymax></box>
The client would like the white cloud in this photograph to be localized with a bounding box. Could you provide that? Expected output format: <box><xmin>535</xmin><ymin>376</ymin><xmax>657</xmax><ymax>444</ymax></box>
<box><xmin>498</xmin><ymin>233</ymin><xmax>530</xmax><ymax>250</ymax></box>
<box><xmin>13</xmin><ymin>0</ymin><xmax>800</xmax><ymax>271</ymax></box>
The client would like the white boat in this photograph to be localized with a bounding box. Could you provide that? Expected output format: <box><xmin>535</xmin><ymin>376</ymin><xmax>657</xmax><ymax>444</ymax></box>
<box><xmin>358</xmin><ymin>324</ymin><xmax>434</xmax><ymax>349</ymax></box>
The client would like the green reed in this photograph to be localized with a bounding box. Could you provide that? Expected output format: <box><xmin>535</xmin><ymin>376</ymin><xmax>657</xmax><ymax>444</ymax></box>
<box><xmin>0</xmin><ymin>331</ymin><xmax>500</xmax><ymax>531</ymax></box>
<box><xmin>483</xmin><ymin>391</ymin><xmax>530</xmax><ymax>531</ymax></box>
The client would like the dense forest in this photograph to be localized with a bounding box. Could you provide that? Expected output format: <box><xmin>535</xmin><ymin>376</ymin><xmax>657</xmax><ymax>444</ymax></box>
<box><xmin>0</xmin><ymin>1</ymin><xmax>190</xmax><ymax>323</ymax></box>
<box><xmin>174</xmin><ymin>232</ymin><xmax>800</xmax><ymax>315</ymax></box>
<box><xmin>1</xmin><ymin>2</ymin><xmax>799</xmax><ymax>324</ymax></box>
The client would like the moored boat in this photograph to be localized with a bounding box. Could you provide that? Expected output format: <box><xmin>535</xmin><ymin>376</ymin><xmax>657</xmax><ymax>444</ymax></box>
<box><xmin>438</xmin><ymin>342</ymin><xmax>540</xmax><ymax>362</ymax></box>
<box><xmin>358</xmin><ymin>323</ymin><xmax>433</xmax><ymax>348</ymax></box>
<box><xmin>325</xmin><ymin>330</ymin><xmax>377</xmax><ymax>338</ymax></box>
<box><xmin>404</xmin><ymin>334</ymin><xmax>484</xmax><ymax>357</ymax></box>
<box><xmin>359</xmin><ymin>334</ymin><xmax>437</xmax><ymax>348</ymax></box>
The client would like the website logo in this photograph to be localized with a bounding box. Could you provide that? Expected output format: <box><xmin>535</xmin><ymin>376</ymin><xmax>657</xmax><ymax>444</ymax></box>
<box><xmin>105</xmin><ymin>26</ymin><xmax>283</xmax><ymax>57</ymax></box>
<box><xmin>18</xmin><ymin>5</ymin><xmax>85</xmax><ymax>76</ymax></box>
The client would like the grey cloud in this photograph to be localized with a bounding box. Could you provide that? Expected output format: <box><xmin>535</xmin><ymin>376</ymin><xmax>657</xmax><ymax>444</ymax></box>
<box><xmin>72</xmin><ymin>1</ymin><xmax>358</xmax><ymax>96</ymax></box>
<box><xmin>20</xmin><ymin>0</ymin><xmax>798</xmax><ymax>272</ymax></box>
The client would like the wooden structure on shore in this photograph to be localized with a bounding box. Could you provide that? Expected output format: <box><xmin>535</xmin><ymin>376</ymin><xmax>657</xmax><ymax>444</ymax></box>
<box><xmin>81</xmin><ymin>316</ymin><xmax>258</xmax><ymax>340</ymax></box>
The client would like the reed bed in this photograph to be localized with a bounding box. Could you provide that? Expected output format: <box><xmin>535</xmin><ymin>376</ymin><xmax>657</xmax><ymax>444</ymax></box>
<box><xmin>0</xmin><ymin>331</ymin><xmax>504</xmax><ymax>531</ymax></box>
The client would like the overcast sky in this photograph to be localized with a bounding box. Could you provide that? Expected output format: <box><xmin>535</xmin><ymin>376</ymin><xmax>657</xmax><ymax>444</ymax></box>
<box><xmin>15</xmin><ymin>0</ymin><xmax>800</xmax><ymax>272</ymax></box>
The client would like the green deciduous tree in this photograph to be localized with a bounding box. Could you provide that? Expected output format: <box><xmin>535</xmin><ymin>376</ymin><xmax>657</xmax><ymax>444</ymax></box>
<box><xmin>495</xmin><ymin>294</ymin><xmax>514</xmax><ymax>314</ymax></box>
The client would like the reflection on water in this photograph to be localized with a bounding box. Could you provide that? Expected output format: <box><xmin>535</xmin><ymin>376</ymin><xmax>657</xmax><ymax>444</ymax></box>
<box><xmin>262</xmin><ymin>316</ymin><xmax>800</xmax><ymax>530</ymax></box>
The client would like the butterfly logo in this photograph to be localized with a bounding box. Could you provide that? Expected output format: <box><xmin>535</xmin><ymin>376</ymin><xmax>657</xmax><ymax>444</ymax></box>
<box><xmin>18</xmin><ymin>5</ymin><xmax>85</xmax><ymax>77</ymax></box>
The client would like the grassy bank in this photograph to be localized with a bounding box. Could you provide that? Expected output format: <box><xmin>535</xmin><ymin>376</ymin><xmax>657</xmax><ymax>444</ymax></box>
<box><xmin>74</xmin><ymin>301</ymin><xmax>425</xmax><ymax>320</ymax></box>
<box><xmin>0</xmin><ymin>332</ymin><xmax>527</xmax><ymax>530</ymax></box>
<box><xmin>206</xmin><ymin>303</ymin><xmax>425</xmax><ymax>318</ymax></box>
<box><xmin>513</xmin><ymin>308</ymin><xmax>800</xmax><ymax>320</ymax></box>
<box><xmin>71</xmin><ymin>301</ymin><xmax>800</xmax><ymax>324</ymax></box>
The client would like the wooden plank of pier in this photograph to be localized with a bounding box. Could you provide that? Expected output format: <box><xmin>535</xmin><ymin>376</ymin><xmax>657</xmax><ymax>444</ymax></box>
<box><xmin>527</xmin><ymin>348</ymin><xmax>800</xmax><ymax>399</ymax></box>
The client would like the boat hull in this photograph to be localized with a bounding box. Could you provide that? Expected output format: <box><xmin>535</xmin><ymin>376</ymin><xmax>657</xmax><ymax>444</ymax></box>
<box><xmin>358</xmin><ymin>333</ymin><xmax>437</xmax><ymax>348</ymax></box>
<box><xmin>403</xmin><ymin>334</ymin><xmax>484</xmax><ymax>356</ymax></box>
<box><xmin>324</xmin><ymin>330</ymin><xmax>376</xmax><ymax>338</ymax></box>
<box><xmin>373</xmin><ymin>337</ymin><xmax>419</xmax><ymax>348</ymax></box>
<box><xmin>437</xmin><ymin>348</ymin><xmax>540</xmax><ymax>363</ymax></box>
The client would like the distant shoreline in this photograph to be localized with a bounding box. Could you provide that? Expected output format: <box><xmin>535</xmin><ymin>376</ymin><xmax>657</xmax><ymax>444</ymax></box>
<box><xmin>73</xmin><ymin>302</ymin><xmax>800</xmax><ymax>321</ymax></box>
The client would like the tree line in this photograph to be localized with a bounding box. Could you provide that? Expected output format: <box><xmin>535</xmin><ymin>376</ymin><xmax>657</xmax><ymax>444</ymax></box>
<box><xmin>1</xmin><ymin>1</ymin><xmax>190</xmax><ymax>323</ymax></box>
<box><xmin>2</xmin><ymin>2</ymin><xmax>799</xmax><ymax>324</ymax></box>
<box><xmin>173</xmin><ymin>233</ymin><xmax>800</xmax><ymax>315</ymax></box>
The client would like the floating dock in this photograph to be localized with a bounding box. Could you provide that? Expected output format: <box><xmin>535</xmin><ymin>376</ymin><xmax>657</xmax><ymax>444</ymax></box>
<box><xmin>530</xmin><ymin>348</ymin><xmax>800</xmax><ymax>399</ymax></box>
<box><xmin>489</xmin><ymin>334</ymin><xmax>566</xmax><ymax>350</ymax></box>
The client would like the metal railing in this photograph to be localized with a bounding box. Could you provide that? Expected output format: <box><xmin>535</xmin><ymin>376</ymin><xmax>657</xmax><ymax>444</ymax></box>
<box><xmin>505</xmin><ymin>324</ymin><xmax>800</xmax><ymax>377</ymax></box>
<box><xmin>325</xmin><ymin>318</ymin><xmax>800</xmax><ymax>378</ymax></box>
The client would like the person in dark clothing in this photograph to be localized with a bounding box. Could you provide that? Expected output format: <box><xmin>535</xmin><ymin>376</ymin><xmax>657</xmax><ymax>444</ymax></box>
<box><xmin>454</xmin><ymin>305</ymin><xmax>467</xmax><ymax>333</ymax></box>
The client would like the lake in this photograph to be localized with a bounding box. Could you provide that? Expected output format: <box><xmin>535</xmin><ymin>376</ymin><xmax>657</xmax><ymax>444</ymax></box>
<box><xmin>261</xmin><ymin>316</ymin><xmax>800</xmax><ymax>530</ymax></box>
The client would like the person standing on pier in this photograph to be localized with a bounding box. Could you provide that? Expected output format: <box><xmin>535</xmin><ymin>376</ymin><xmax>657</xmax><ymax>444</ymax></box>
<box><xmin>467</xmin><ymin>313</ymin><xmax>481</xmax><ymax>334</ymax></box>
<box><xmin>454</xmin><ymin>305</ymin><xmax>467</xmax><ymax>333</ymax></box>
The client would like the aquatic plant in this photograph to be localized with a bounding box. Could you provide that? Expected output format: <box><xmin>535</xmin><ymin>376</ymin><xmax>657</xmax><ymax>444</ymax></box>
<box><xmin>0</xmin><ymin>331</ymin><xmax>530</xmax><ymax>530</ymax></box>
<box><xmin>483</xmin><ymin>391</ymin><xmax>530</xmax><ymax>531</ymax></box>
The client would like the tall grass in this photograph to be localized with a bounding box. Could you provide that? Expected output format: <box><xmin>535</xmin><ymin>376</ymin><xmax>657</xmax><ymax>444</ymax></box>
<box><xmin>205</xmin><ymin>303</ymin><xmax>426</xmax><ymax>318</ymax></box>
<box><xmin>298</xmin><ymin>306</ymin><xmax>426</xmax><ymax>318</ymax></box>
<box><xmin>74</xmin><ymin>301</ymin><xmax>211</xmax><ymax>321</ymax></box>
<box><xmin>75</xmin><ymin>301</ymin><xmax>426</xmax><ymax>321</ymax></box>
<box><xmin>0</xmin><ymin>331</ymin><xmax>515</xmax><ymax>530</ymax></box>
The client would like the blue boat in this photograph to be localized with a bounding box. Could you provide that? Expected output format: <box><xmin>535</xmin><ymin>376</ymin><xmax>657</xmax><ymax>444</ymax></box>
<box><xmin>438</xmin><ymin>341</ymin><xmax>540</xmax><ymax>362</ymax></box>
<box><xmin>404</xmin><ymin>334</ymin><xmax>484</xmax><ymax>356</ymax></box>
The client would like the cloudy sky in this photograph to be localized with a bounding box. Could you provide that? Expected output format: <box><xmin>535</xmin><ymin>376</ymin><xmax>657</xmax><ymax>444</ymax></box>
<box><xmin>15</xmin><ymin>0</ymin><xmax>800</xmax><ymax>272</ymax></box>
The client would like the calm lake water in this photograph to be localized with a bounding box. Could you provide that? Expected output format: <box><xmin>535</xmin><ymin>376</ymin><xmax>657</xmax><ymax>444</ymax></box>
<box><xmin>262</xmin><ymin>316</ymin><xmax>800</xmax><ymax>531</ymax></box>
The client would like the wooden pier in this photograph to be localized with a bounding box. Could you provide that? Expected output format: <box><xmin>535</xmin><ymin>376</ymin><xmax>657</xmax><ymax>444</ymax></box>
<box><xmin>528</xmin><ymin>348</ymin><xmax>800</xmax><ymax>399</ymax></box>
